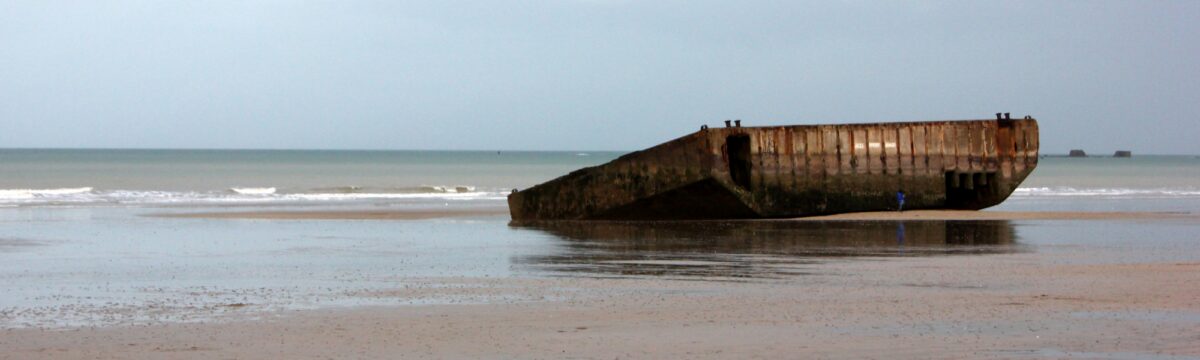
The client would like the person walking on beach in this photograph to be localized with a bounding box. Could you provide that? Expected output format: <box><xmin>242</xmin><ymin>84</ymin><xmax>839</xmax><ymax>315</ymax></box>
<box><xmin>896</xmin><ymin>190</ymin><xmax>906</xmax><ymax>212</ymax></box>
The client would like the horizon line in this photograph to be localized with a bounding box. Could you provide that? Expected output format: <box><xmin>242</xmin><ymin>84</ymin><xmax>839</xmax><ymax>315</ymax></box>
<box><xmin>0</xmin><ymin>146</ymin><xmax>633</xmax><ymax>153</ymax></box>
<box><xmin>1</xmin><ymin>147</ymin><xmax>1196</xmax><ymax>157</ymax></box>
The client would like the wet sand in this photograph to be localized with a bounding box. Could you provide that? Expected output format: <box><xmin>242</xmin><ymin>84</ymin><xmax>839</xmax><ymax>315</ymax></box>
<box><xmin>792</xmin><ymin>210</ymin><xmax>1198</xmax><ymax>221</ymax></box>
<box><xmin>8</xmin><ymin>209</ymin><xmax>1199</xmax><ymax>358</ymax></box>
<box><xmin>0</xmin><ymin>238</ymin><xmax>47</xmax><ymax>252</ymax></box>
<box><xmin>3</xmin><ymin>255</ymin><xmax>1197</xmax><ymax>359</ymax></box>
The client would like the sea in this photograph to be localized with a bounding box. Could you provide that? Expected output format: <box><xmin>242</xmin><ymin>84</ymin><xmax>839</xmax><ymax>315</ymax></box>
<box><xmin>0</xmin><ymin>149</ymin><xmax>614</xmax><ymax>209</ymax></box>
<box><xmin>2</xmin><ymin>149</ymin><xmax>1199</xmax><ymax>327</ymax></box>
<box><xmin>3</xmin><ymin>149</ymin><xmax>1198</xmax><ymax>211</ymax></box>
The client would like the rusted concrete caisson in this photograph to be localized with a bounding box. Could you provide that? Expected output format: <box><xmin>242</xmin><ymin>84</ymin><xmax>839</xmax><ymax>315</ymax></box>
<box><xmin>508</xmin><ymin>116</ymin><xmax>1039</xmax><ymax>222</ymax></box>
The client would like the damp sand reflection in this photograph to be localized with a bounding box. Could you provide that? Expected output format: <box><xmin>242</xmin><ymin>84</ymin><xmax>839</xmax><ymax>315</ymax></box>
<box><xmin>513</xmin><ymin>220</ymin><xmax>1022</xmax><ymax>279</ymax></box>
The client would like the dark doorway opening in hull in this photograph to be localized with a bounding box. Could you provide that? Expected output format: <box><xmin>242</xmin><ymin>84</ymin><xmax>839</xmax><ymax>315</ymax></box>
<box><xmin>945</xmin><ymin>171</ymin><xmax>997</xmax><ymax>209</ymax></box>
<box><xmin>727</xmin><ymin>135</ymin><xmax>752</xmax><ymax>190</ymax></box>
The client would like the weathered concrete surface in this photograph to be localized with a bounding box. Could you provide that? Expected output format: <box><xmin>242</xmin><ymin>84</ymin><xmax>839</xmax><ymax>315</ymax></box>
<box><xmin>509</xmin><ymin>118</ymin><xmax>1039</xmax><ymax>222</ymax></box>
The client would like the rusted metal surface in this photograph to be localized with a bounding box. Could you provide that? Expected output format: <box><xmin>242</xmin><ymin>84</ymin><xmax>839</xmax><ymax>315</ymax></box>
<box><xmin>509</xmin><ymin>117</ymin><xmax>1039</xmax><ymax>222</ymax></box>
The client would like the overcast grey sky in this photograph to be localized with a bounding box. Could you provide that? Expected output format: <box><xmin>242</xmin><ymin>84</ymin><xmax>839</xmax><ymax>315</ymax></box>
<box><xmin>1</xmin><ymin>1</ymin><xmax>1196</xmax><ymax>153</ymax></box>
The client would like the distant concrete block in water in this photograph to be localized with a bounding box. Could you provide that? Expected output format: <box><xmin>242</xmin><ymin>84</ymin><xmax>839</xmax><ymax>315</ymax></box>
<box><xmin>509</xmin><ymin>117</ymin><xmax>1040</xmax><ymax>222</ymax></box>
<box><xmin>1068</xmin><ymin>149</ymin><xmax>1087</xmax><ymax>157</ymax></box>
<box><xmin>1113</xmin><ymin>150</ymin><xmax>1132</xmax><ymax>158</ymax></box>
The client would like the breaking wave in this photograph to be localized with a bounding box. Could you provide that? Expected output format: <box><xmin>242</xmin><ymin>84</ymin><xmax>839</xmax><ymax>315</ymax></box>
<box><xmin>0</xmin><ymin>185</ymin><xmax>506</xmax><ymax>207</ymax></box>
<box><xmin>230</xmin><ymin>187</ymin><xmax>276</xmax><ymax>195</ymax></box>
<box><xmin>0</xmin><ymin>187</ymin><xmax>94</xmax><ymax>200</ymax></box>
<box><xmin>307</xmin><ymin>185</ymin><xmax>476</xmax><ymax>194</ymax></box>
<box><xmin>6</xmin><ymin>185</ymin><xmax>1199</xmax><ymax>207</ymax></box>
<box><xmin>423</xmin><ymin>185</ymin><xmax>475</xmax><ymax>193</ymax></box>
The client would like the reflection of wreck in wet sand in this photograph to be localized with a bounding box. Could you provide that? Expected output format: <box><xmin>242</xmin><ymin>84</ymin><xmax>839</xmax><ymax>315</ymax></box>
<box><xmin>509</xmin><ymin>115</ymin><xmax>1038</xmax><ymax>221</ymax></box>
<box><xmin>515</xmin><ymin>220</ymin><xmax>1020</xmax><ymax>279</ymax></box>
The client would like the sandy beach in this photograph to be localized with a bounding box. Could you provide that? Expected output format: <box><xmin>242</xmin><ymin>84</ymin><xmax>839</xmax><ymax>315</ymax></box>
<box><xmin>3</xmin><ymin>249</ymin><xmax>1197</xmax><ymax>359</ymax></box>
<box><xmin>2</xmin><ymin>208</ymin><xmax>1198</xmax><ymax>359</ymax></box>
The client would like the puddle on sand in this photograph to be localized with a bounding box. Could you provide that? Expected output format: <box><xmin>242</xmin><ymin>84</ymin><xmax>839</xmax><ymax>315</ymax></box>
<box><xmin>512</xmin><ymin>220</ymin><xmax>1024</xmax><ymax>279</ymax></box>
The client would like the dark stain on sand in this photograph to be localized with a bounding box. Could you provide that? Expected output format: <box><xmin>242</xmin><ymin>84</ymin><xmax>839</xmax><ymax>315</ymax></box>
<box><xmin>0</xmin><ymin>238</ymin><xmax>51</xmax><ymax>252</ymax></box>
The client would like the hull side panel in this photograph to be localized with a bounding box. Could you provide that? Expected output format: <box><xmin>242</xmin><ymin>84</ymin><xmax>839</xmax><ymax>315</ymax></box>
<box><xmin>508</xmin><ymin>119</ymin><xmax>1038</xmax><ymax>222</ymax></box>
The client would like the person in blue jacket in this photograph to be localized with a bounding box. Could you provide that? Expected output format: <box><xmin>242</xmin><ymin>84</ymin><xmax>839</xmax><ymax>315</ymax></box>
<box><xmin>896</xmin><ymin>190</ymin><xmax>906</xmax><ymax>212</ymax></box>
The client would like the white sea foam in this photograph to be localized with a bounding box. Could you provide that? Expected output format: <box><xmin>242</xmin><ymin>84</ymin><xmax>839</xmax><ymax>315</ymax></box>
<box><xmin>0</xmin><ymin>186</ymin><xmax>506</xmax><ymax>206</ymax></box>
<box><xmin>230</xmin><ymin>187</ymin><xmax>276</xmax><ymax>195</ymax></box>
<box><xmin>0</xmin><ymin>187</ymin><xmax>94</xmax><ymax>199</ymax></box>
<box><xmin>423</xmin><ymin>185</ymin><xmax>476</xmax><ymax>193</ymax></box>
<box><xmin>3</xmin><ymin>185</ymin><xmax>1197</xmax><ymax>207</ymax></box>
<box><xmin>1013</xmin><ymin>187</ymin><xmax>1200</xmax><ymax>198</ymax></box>
<box><xmin>282</xmin><ymin>191</ymin><xmax>498</xmax><ymax>201</ymax></box>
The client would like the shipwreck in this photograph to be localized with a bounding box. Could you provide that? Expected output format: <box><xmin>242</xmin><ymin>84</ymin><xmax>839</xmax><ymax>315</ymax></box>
<box><xmin>508</xmin><ymin>114</ymin><xmax>1038</xmax><ymax>222</ymax></box>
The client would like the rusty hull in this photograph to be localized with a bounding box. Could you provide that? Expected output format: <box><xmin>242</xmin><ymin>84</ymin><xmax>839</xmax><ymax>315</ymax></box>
<box><xmin>508</xmin><ymin>118</ymin><xmax>1039</xmax><ymax>222</ymax></box>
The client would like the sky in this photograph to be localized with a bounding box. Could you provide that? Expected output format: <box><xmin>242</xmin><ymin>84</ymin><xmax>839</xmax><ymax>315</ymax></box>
<box><xmin>1</xmin><ymin>1</ymin><xmax>1197</xmax><ymax>154</ymax></box>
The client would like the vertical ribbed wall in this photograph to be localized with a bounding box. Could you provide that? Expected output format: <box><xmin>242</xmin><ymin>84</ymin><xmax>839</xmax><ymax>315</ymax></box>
<box><xmin>708</xmin><ymin>119</ymin><xmax>1037</xmax><ymax>216</ymax></box>
<box><xmin>509</xmin><ymin>118</ymin><xmax>1038</xmax><ymax>221</ymax></box>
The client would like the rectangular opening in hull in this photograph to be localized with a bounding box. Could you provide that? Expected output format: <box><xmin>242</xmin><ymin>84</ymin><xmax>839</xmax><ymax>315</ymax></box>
<box><xmin>945</xmin><ymin>171</ymin><xmax>998</xmax><ymax>209</ymax></box>
<box><xmin>727</xmin><ymin>135</ymin><xmax>752</xmax><ymax>190</ymax></box>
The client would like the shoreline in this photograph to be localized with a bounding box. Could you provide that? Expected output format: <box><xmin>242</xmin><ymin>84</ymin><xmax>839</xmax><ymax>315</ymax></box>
<box><xmin>148</xmin><ymin>207</ymin><xmax>509</xmax><ymax>220</ymax></box>
<box><xmin>147</xmin><ymin>208</ymin><xmax>1196</xmax><ymax>221</ymax></box>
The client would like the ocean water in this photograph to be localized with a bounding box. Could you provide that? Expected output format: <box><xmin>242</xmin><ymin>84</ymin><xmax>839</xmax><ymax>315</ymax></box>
<box><xmin>2</xmin><ymin>149</ymin><xmax>1198</xmax><ymax>210</ymax></box>
<box><xmin>2</xmin><ymin>149</ymin><xmax>1199</xmax><ymax>327</ymax></box>
<box><xmin>999</xmin><ymin>155</ymin><xmax>1200</xmax><ymax>212</ymax></box>
<box><xmin>0</xmin><ymin>149</ymin><xmax>619</xmax><ymax>208</ymax></box>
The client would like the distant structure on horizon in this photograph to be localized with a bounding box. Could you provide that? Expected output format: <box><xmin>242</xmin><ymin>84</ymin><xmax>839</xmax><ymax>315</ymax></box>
<box><xmin>509</xmin><ymin>115</ymin><xmax>1040</xmax><ymax>222</ymax></box>
<box><xmin>1068</xmin><ymin>149</ymin><xmax>1088</xmax><ymax>157</ymax></box>
<box><xmin>1113</xmin><ymin>150</ymin><xmax>1132</xmax><ymax>158</ymax></box>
